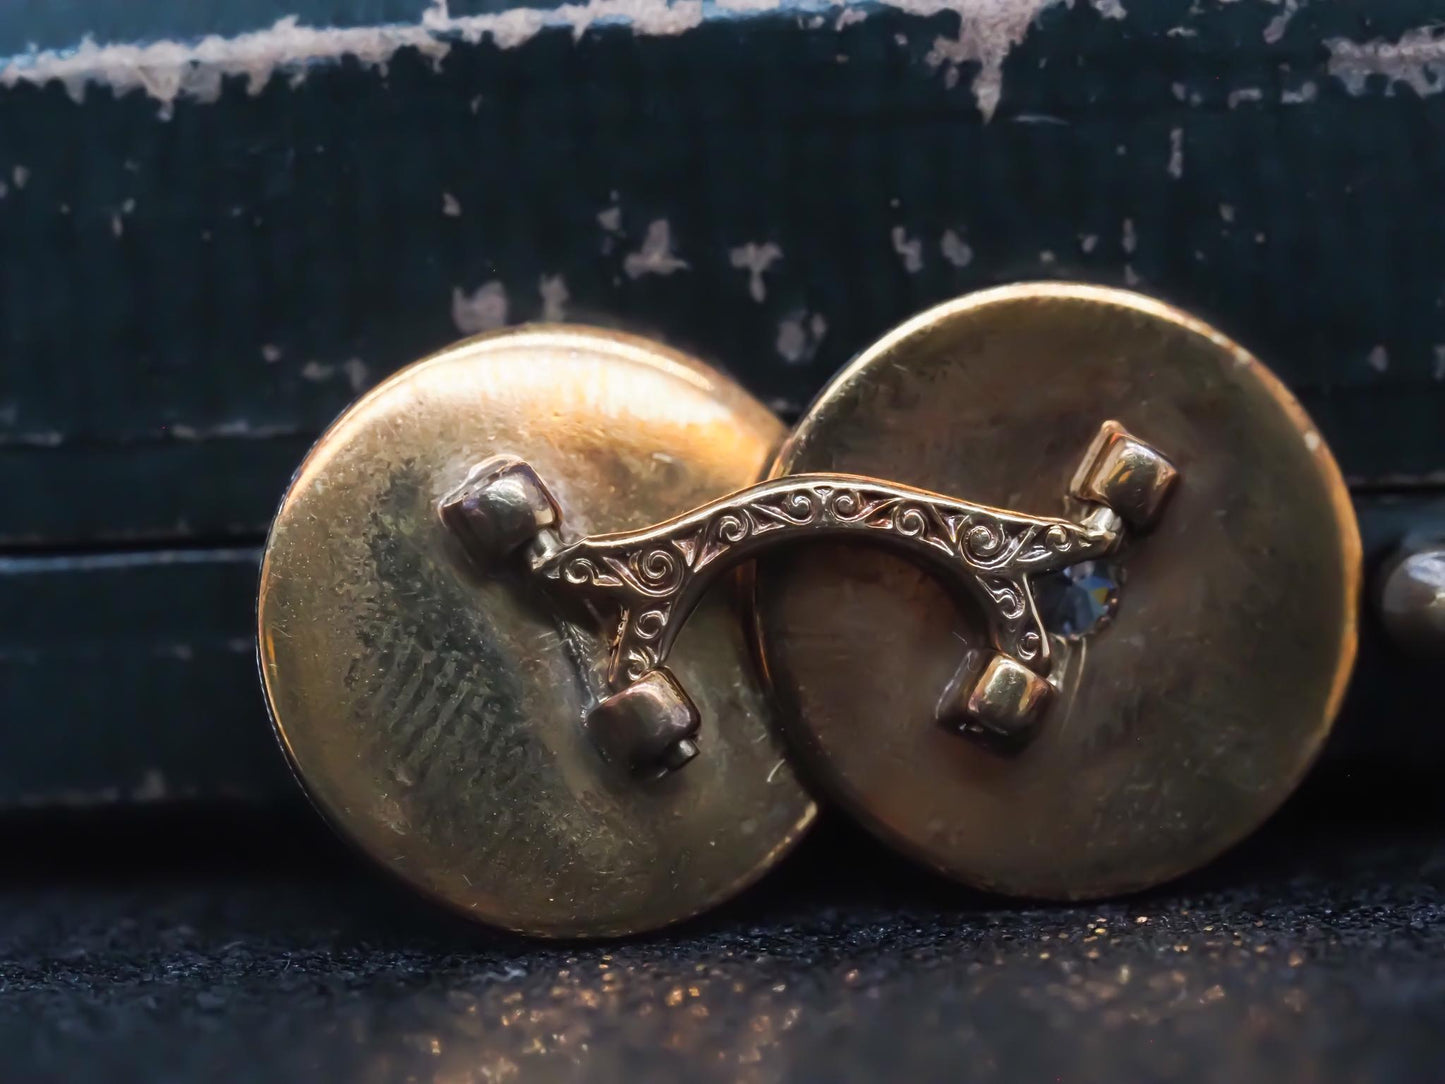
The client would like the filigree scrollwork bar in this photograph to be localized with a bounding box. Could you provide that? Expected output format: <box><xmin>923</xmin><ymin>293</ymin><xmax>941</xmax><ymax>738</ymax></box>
<box><xmin>441</xmin><ymin>420</ymin><xmax>1178</xmax><ymax>777</ymax></box>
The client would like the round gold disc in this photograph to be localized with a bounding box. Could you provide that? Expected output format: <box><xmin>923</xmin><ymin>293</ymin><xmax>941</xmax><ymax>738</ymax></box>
<box><xmin>755</xmin><ymin>283</ymin><xmax>1360</xmax><ymax>899</ymax></box>
<box><xmin>259</xmin><ymin>326</ymin><xmax>814</xmax><ymax>937</ymax></box>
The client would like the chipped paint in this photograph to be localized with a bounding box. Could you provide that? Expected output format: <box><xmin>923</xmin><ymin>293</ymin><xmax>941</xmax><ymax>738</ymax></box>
<box><xmin>922</xmin><ymin>0</ymin><xmax>1126</xmax><ymax>121</ymax></box>
<box><xmin>940</xmin><ymin>229</ymin><xmax>973</xmax><ymax>268</ymax></box>
<box><xmin>624</xmin><ymin>219</ymin><xmax>688</xmax><ymax>277</ymax></box>
<box><xmin>729</xmin><ymin>241</ymin><xmax>783</xmax><ymax>302</ymax></box>
<box><xmin>891</xmin><ymin>226</ymin><xmax>924</xmax><ymax>272</ymax></box>
<box><xmin>1328</xmin><ymin>26</ymin><xmax>1445</xmax><ymax>98</ymax></box>
<box><xmin>1167</xmin><ymin>127</ymin><xmax>1183</xmax><ymax>179</ymax></box>
<box><xmin>0</xmin><ymin>0</ymin><xmax>1140</xmax><ymax>122</ymax></box>
<box><xmin>776</xmin><ymin>310</ymin><xmax>827</xmax><ymax>363</ymax></box>
<box><xmin>1281</xmin><ymin>80</ymin><xmax>1316</xmax><ymax>104</ymax></box>
<box><xmin>539</xmin><ymin>273</ymin><xmax>570</xmax><ymax>320</ymax></box>
<box><xmin>1262</xmin><ymin>0</ymin><xmax>1300</xmax><ymax>45</ymax></box>
<box><xmin>452</xmin><ymin>281</ymin><xmax>510</xmax><ymax>333</ymax></box>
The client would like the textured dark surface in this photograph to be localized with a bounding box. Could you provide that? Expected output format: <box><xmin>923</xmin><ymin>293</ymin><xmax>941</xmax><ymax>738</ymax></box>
<box><xmin>3</xmin><ymin>799</ymin><xmax>1445</xmax><ymax>1083</ymax></box>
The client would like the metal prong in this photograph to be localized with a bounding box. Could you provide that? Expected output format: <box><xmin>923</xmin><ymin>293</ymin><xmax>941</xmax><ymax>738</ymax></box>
<box><xmin>936</xmin><ymin>649</ymin><xmax>1053</xmax><ymax>755</ymax></box>
<box><xmin>1070</xmin><ymin>421</ymin><xmax>1179</xmax><ymax>531</ymax></box>
<box><xmin>439</xmin><ymin>455</ymin><xmax>563</xmax><ymax>564</ymax></box>
<box><xmin>584</xmin><ymin>668</ymin><xmax>702</xmax><ymax>779</ymax></box>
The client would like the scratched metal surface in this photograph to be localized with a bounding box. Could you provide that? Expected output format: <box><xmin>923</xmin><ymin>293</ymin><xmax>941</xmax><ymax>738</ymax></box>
<box><xmin>2</xmin><ymin>806</ymin><xmax>1444</xmax><ymax>1082</ymax></box>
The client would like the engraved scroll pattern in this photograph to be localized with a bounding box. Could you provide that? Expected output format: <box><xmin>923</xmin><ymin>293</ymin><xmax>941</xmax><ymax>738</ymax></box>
<box><xmin>535</xmin><ymin>477</ymin><xmax>1115</xmax><ymax>685</ymax></box>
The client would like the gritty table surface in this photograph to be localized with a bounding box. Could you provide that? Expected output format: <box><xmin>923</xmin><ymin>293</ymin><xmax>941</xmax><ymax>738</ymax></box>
<box><xmin>2</xmin><ymin>790</ymin><xmax>1443</xmax><ymax>1084</ymax></box>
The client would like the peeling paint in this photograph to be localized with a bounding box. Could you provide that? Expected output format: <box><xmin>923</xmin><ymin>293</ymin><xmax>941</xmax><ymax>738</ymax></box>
<box><xmin>891</xmin><ymin>226</ymin><xmax>924</xmax><ymax>273</ymax></box>
<box><xmin>539</xmin><ymin>273</ymin><xmax>570</xmax><ymax>320</ymax></box>
<box><xmin>1281</xmin><ymin>80</ymin><xmax>1316</xmax><ymax>104</ymax></box>
<box><xmin>452</xmin><ymin>281</ymin><xmax>510</xmax><ymax>333</ymax></box>
<box><xmin>1328</xmin><ymin>26</ymin><xmax>1445</xmax><ymax>98</ymax></box>
<box><xmin>624</xmin><ymin>219</ymin><xmax>688</xmax><ymax>278</ymax></box>
<box><xmin>922</xmin><ymin>0</ymin><xmax>1126</xmax><ymax>121</ymax></box>
<box><xmin>940</xmin><ymin>229</ymin><xmax>973</xmax><ymax>268</ymax></box>
<box><xmin>0</xmin><ymin>0</ymin><xmax>1145</xmax><ymax>122</ymax></box>
<box><xmin>1167</xmin><ymin>127</ymin><xmax>1183</xmax><ymax>179</ymax></box>
<box><xmin>1262</xmin><ymin>0</ymin><xmax>1300</xmax><ymax>45</ymax></box>
<box><xmin>729</xmin><ymin>241</ymin><xmax>783</xmax><ymax>302</ymax></box>
<box><xmin>777</xmin><ymin>310</ymin><xmax>828</xmax><ymax>364</ymax></box>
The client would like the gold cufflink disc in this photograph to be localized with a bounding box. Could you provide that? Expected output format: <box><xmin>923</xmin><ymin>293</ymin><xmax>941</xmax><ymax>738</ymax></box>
<box><xmin>753</xmin><ymin>282</ymin><xmax>1362</xmax><ymax>900</ymax></box>
<box><xmin>257</xmin><ymin>326</ymin><xmax>815</xmax><ymax>937</ymax></box>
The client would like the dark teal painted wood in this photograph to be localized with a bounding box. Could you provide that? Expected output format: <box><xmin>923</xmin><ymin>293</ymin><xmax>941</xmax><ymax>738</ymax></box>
<box><xmin>2</xmin><ymin>1</ymin><xmax>1444</xmax><ymax>545</ymax></box>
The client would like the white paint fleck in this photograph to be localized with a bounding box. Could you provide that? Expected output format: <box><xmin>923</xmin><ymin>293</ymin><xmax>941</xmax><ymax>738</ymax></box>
<box><xmin>539</xmin><ymin>273</ymin><xmax>569</xmax><ymax>320</ymax></box>
<box><xmin>1167</xmin><ymin>127</ymin><xmax>1183</xmax><ymax>179</ymax></box>
<box><xmin>442</xmin><ymin>191</ymin><xmax>461</xmax><ymax>216</ymax></box>
<box><xmin>1171</xmin><ymin>81</ymin><xmax>1186</xmax><ymax>101</ymax></box>
<box><xmin>1219</xmin><ymin>203</ymin><xmax>1235</xmax><ymax>223</ymax></box>
<box><xmin>1327</xmin><ymin>25</ymin><xmax>1445</xmax><ymax>98</ymax></box>
<box><xmin>1262</xmin><ymin>0</ymin><xmax>1299</xmax><ymax>45</ymax></box>
<box><xmin>11</xmin><ymin>165</ymin><xmax>28</xmax><ymax>188</ymax></box>
<box><xmin>776</xmin><ymin>310</ymin><xmax>827</xmax><ymax>364</ymax></box>
<box><xmin>1227</xmin><ymin>87</ymin><xmax>1263</xmax><ymax>108</ymax></box>
<box><xmin>1368</xmin><ymin>344</ymin><xmax>1388</xmax><ymax>373</ymax></box>
<box><xmin>1303</xmin><ymin>429</ymin><xmax>1322</xmax><ymax>453</ymax></box>
<box><xmin>1039</xmin><ymin>249</ymin><xmax>1056</xmax><ymax>264</ymax></box>
<box><xmin>624</xmin><ymin>219</ymin><xmax>688</xmax><ymax>278</ymax></box>
<box><xmin>452</xmin><ymin>281</ymin><xmax>509</xmax><ymax>333</ymax></box>
<box><xmin>836</xmin><ymin>7</ymin><xmax>868</xmax><ymax>29</ymax></box>
<box><xmin>1121</xmin><ymin>217</ymin><xmax>1136</xmax><ymax>255</ymax></box>
<box><xmin>111</xmin><ymin>212</ymin><xmax>124</xmax><ymax>237</ymax></box>
<box><xmin>1080</xmin><ymin>233</ymin><xmax>1098</xmax><ymax>253</ymax></box>
<box><xmin>922</xmin><ymin>0</ymin><xmax>1126</xmax><ymax>122</ymax></box>
<box><xmin>1434</xmin><ymin>345</ymin><xmax>1445</xmax><ymax>380</ymax></box>
<box><xmin>1166</xmin><ymin>26</ymin><xmax>1197</xmax><ymax>38</ymax></box>
<box><xmin>1281</xmin><ymin>80</ymin><xmax>1316</xmax><ymax>104</ymax></box>
<box><xmin>597</xmin><ymin>205</ymin><xmax>622</xmax><ymax>232</ymax></box>
<box><xmin>940</xmin><ymin>229</ymin><xmax>973</xmax><ymax>268</ymax></box>
<box><xmin>729</xmin><ymin>241</ymin><xmax>783</xmax><ymax>302</ymax></box>
<box><xmin>1254</xmin><ymin>231</ymin><xmax>1266</xmax><ymax>243</ymax></box>
<box><xmin>1115</xmin><ymin>144</ymin><xmax>1127</xmax><ymax>156</ymax></box>
<box><xmin>261</xmin><ymin>343</ymin><xmax>283</xmax><ymax>363</ymax></box>
<box><xmin>894</xmin><ymin>33</ymin><xmax>908</xmax><ymax>47</ymax></box>
<box><xmin>891</xmin><ymin>226</ymin><xmax>924</xmax><ymax>273</ymax></box>
<box><xmin>1124</xmin><ymin>264</ymin><xmax>1139</xmax><ymax>287</ymax></box>
<box><xmin>343</xmin><ymin>357</ymin><xmax>368</xmax><ymax>392</ymax></box>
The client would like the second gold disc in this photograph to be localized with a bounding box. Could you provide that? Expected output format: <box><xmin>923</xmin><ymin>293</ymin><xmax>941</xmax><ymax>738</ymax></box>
<box><xmin>754</xmin><ymin>283</ymin><xmax>1360</xmax><ymax>900</ymax></box>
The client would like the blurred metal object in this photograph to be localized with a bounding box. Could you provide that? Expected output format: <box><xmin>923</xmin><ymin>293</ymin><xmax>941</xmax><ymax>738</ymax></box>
<box><xmin>1378</xmin><ymin>542</ymin><xmax>1445</xmax><ymax>659</ymax></box>
<box><xmin>258</xmin><ymin>326</ymin><xmax>815</xmax><ymax>938</ymax></box>
<box><xmin>754</xmin><ymin>282</ymin><xmax>1362</xmax><ymax>901</ymax></box>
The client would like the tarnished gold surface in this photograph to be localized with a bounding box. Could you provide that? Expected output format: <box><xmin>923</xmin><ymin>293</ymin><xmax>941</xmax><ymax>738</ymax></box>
<box><xmin>258</xmin><ymin>326</ymin><xmax>815</xmax><ymax>937</ymax></box>
<box><xmin>755</xmin><ymin>283</ymin><xmax>1361</xmax><ymax>899</ymax></box>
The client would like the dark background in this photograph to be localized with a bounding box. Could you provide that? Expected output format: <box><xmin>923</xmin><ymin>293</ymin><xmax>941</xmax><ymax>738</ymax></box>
<box><xmin>1</xmin><ymin>0</ymin><xmax>1443</xmax><ymax>1079</ymax></box>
